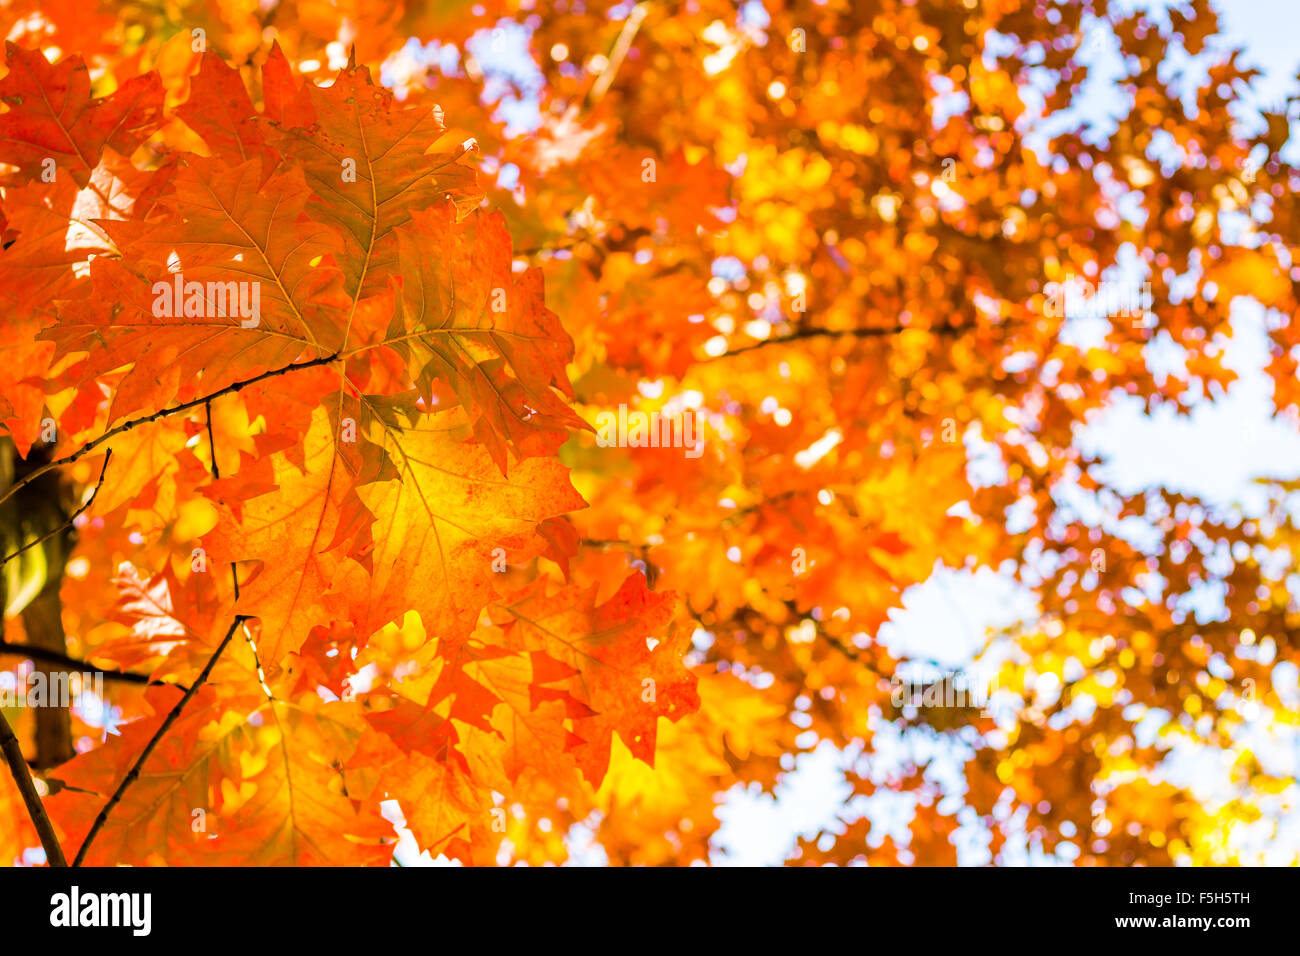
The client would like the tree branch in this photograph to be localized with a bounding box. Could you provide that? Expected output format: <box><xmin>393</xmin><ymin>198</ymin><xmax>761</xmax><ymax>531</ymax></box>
<box><xmin>0</xmin><ymin>709</ymin><xmax>67</xmax><ymax>866</ymax></box>
<box><xmin>513</xmin><ymin>235</ymin><xmax>592</xmax><ymax>258</ymax></box>
<box><xmin>580</xmin><ymin>537</ymin><xmax>640</xmax><ymax>549</ymax></box>
<box><xmin>710</xmin><ymin>322</ymin><xmax>968</xmax><ymax>360</ymax></box>
<box><xmin>0</xmin><ymin>641</ymin><xmax>185</xmax><ymax>690</ymax></box>
<box><xmin>587</xmin><ymin>2</ymin><xmax>650</xmax><ymax>103</ymax></box>
<box><xmin>72</xmin><ymin>614</ymin><xmax>248</xmax><ymax>867</ymax></box>
<box><xmin>0</xmin><ymin>352</ymin><xmax>341</xmax><ymax>510</ymax></box>
<box><xmin>204</xmin><ymin>402</ymin><xmax>249</xmax><ymax>607</ymax></box>
<box><xmin>205</xmin><ymin>402</ymin><xmax>272</xmax><ymax>701</ymax></box>
<box><xmin>0</xmin><ymin>450</ymin><xmax>111</xmax><ymax>569</ymax></box>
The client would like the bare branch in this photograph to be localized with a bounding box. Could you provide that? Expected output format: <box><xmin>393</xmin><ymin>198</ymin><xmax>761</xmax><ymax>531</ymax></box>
<box><xmin>0</xmin><ymin>352</ymin><xmax>341</xmax><ymax>510</ymax></box>
<box><xmin>709</xmin><ymin>322</ymin><xmax>968</xmax><ymax>360</ymax></box>
<box><xmin>513</xmin><ymin>234</ymin><xmax>594</xmax><ymax>258</ymax></box>
<box><xmin>205</xmin><ymin>401</ymin><xmax>271</xmax><ymax>701</ymax></box>
<box><xmin>0</xmin><ymin>709</ymin><xmax>67</xmax><ymax>866</ymax></box>
<box><xmin>72</xmin><ymin>614</ymin><xmax>248</xmax><ymax>867</ymax></box>
<box><xmin>587</xmin><ymin>2</ymin><xmax>650</xmax><ymax>103</ymax></box>
<box><xmin>0</xmin><ymin>641</ymin><xmax>184</xmax><ymax>690</ymax></box>
<box><xmin>0</xmin><ymin>450</ymin><xmax>111</xmax><ymax>568</ymax></box>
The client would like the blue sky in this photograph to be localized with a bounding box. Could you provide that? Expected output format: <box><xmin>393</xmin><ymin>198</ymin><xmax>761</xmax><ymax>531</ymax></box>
<box><xmin>380</xmin><ymin>0</ymin><xmax>1300</xmax><ymax>866</ymax></box>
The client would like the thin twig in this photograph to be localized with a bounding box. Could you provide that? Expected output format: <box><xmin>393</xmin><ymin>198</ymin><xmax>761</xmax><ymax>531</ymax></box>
<box><xmin>203</xmin><ymin>400</ymin><xmax>221</xmax><ymax>483</ymax></box>
<box><xmin>72</xmin><ymin>614</ymin><xmax>248</xmax><ymax>867</ymax></box>
<box><xmin>0</xmin><ymin>709</ymin><xmax>67</xmax><ymax>866</ymax></box>
<box><xmin>587</xmin><ymin>2</ymin><xmax>650</xmax><ymax>103</ymax></box>
<box><xmin>0</xmin><ymin>352</ymin><xmax>340</xmax><ymax>510</ymax></box>
<box><xmin>513</xmin><ymin>235</ymin><xmax>592</xmax><ymax>258</ymax></box>
<box><xmin>0</xmin><ymin>450</ymin><xmax>111</xmax><ymax>568</ymax></box>
<box><xmin>580</xmin><ymin>537</ymin><xmax>640</xmax><ymax>549</ymax></box>
<box><xmin>204</xmin><ymin>402</ymin><xmax>270</xmax><ymax>700</ymax></box>
<box><xmin>711</xmin><ymin>323</ymin><xmax>967</xmax><ymax>360</ymax></box>
<box><xmin>203</xmin><ymin>401</ymin><xmax>241</xmax><ymax>605</ymax></box>
<box><xmin>0</xmin><ymin>641</ymin><xmax>184</xmax><ymax>690</ymax></box>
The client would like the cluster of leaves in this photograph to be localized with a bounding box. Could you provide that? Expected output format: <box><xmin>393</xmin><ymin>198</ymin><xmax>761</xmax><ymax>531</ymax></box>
<box><xmin>0</xmin><ymin>35</ymin><xmax>702</xmax><ymax>865</ymax></box>
<box><xmin>2</xmin><ymin>0</ymin><xmax>1299</xmax><ymax>866</ymax></box>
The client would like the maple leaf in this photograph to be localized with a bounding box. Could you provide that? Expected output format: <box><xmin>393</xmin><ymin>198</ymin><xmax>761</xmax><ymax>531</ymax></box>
<box><xmin>0</xmin><ymin>314</ymin><xmax>54</xmax><ymax>456</ymax></box>
<box><xmin>259</xmin><ymin>61</ymin><xmax>481</xmax><ymax>301</ymax></box>
<box><xmin>489</xmin><ymin>573</ymin><xmax>698</xmax><ymax>785</ymax></box>
<box><xmin>348</xmin><ymin>723</ymin><xmax>488</xmax><ymax>860</ymax></box>
<box><xmin>91</xmin><ymin>561</ymin><xmax>238</xmax><ymax>685</ymax></box>
<box><xmin>384</xmin><ymin>205</ymin><xmax>588</xmax><ymax>469</ymax></box>
<box><xmin>463</xmin><ymin>649</ymin><xmax>588</xmax><ymax>787</ymax></box>
<box><xmin>333</xmin><ymin>400</ymin><xmax>587</xmax><ymax>642</ymax></box>
<box><xmin>174</xmin><ymin>52</ymin><xmax>277</xmax><ymax>169</ymax></box>
<box><xmin>43</xmin><ymin>155</ymin><xmax>349</xmax><ymax>424</ymax></box>
<box><xmin>198</xmin><ymin>407</ymin><xmax>359</xmax><ymax>668</ymax></box>
<box><xmin>0</xmin><ymin>42</ymin><xmax>163</xmax><ymax>188</ymax></box>
<box><xmin>48</xmin><ymin>688</ymin><xmax>393</xmax><ymax>866</ymax></box>
<box><xmin>202</xmin><ymin>401</ymin><xmax>585</xmax><ymax>668</ymax></box>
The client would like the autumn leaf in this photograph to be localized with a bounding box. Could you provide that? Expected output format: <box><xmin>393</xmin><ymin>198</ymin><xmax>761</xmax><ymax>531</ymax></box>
<box><xmin>43</xmin><ymin>156</ymin><xmax>348</xmax><ymax>425</ymax></box>
<box><xmin>48</xmin><ymin>688</ymin><xmax>393</xmax><ymax>866</ymax></box>
<box><xmin>0</xmin><ymin>42</ymin><xmax>163</xmax><ymax>188</ymax></box>
<box><xmin>384</xmin><ymin>205</ymin><xmax>588</xmax><ymax>468</ymax></box>
<box><xmin>259</xmin><ymin>61</ymin><xmax>481</xmax><ymax>300</ymax></box>
<box><xmin>490</xmin><ymin>573</ymin><xmax>697</xmax><ymax>785</ymax></box>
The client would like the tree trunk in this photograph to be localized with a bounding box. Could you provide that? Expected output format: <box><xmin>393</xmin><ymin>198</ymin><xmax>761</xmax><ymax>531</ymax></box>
<box><xmin>1</xmin><ymin>436</ymin><xmax>76</xmax><ymax>769</ymax></box>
